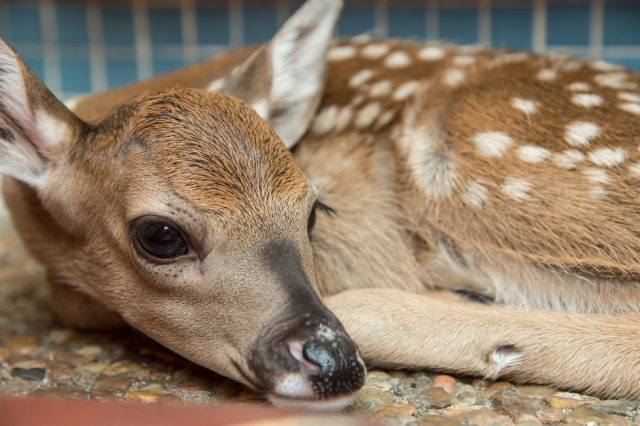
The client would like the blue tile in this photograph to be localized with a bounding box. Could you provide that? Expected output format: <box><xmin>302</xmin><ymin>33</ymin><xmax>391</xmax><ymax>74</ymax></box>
<box><xmin>60</xmin><ymin>56</ymin><xmax>91</xmax><ymax>92</ymax></box>
<box><xmin>389</xmin><ymin>7</ymin><xmax>426</xmax><ymax>39</ymax></box>
<box><xmin>338</xmin><ymin>7</ymin><xmax>375</xmax><ymax>36</ymax></box>
<box><xmin>149</xmin><ymin>9</ymin><xmax>182</xmax><ymax>45</ymax></box>
<box><xmin>57</xmin><ymin>5</ymin><xmax>88</xmax><ymax>44</ymax></box>
<box><xmin>491</xmin><ymin>7</ymin><xmax>532</xmax><ymax>49</ymax></box>
<box><xmin>106</xmin><ymin>59</ymin><xmax>138</xmax><ymax>87</ymax></box>
<box><xmin>547</xmin><ymin>3</ymin><xmax>589</xmax><ymax>46</ymax></box>
<box><xmin>103</xmin><ymin>9</ymin><xmax>135</xmax><ymax>45</ymax></box>
<box><xmin>439</xmin><ymin>8</ymin><xmax>478</xmax><ymax>44</ymax></box>
<box><xmin>604</xmin><ymin>3</ymin><xmax>640</xmax><ymax>45</ymax></box>
<box><xmin>153</xmin><ymin>59</ymin><xmax>184</xmax><ymax>75</ymax></box>
<box><xmin>606</xmin><ymin>58</ymin><xmax>640</xmax><ymax>72</ymax></box>
<box><xmin>197</xmin><ymin>8</ymin><xmax>230</xmax><ymax>44</ymax></box>
<box><xmin>244</xmin><ymin>7</ymin><xmax>278</xmax><ymax>44</ymax></box>
<box><xmin>9</xmin><ymin>5</ymin><xmax>41</xmax><ymax>43</ymax></box>
<box><xmin>22</xmin><ymin>56</ymin><xmax>44</xmax><ymax>81</ymax></box>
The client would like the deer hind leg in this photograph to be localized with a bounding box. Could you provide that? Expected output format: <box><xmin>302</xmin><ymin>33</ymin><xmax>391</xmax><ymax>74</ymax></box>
<box><xmin>325</xmin><ymin>287</ymin><xmax>640</xmax><ymax>400</ymax></box>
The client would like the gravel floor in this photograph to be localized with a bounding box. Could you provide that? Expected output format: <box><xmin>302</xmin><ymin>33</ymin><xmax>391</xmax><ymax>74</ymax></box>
<box><xmin>1</xmin><ymin>225</ymin><xmax>638</xmax><ymax>426</ymax></box>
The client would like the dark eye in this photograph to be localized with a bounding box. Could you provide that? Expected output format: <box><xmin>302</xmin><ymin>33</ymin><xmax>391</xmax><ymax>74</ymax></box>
<box><xmin>134</xmin><ymin>220</ymin><xmax>188</xmax><ymax>259</ymax></box>
<box><xmin>307</xmin><ymin>207</ymin><xmax>317</xmax><ymax>236</ymax></box>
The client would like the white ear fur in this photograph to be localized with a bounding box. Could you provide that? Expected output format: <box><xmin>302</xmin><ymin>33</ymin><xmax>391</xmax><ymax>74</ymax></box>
<box><xmin>218</xmin><ymin>0</ymin><xmax>342</xmax><ymax>148</ymax></box>
<box><xmin>0</xmin><ymin>39</ymin><xmax>76</xmax><ymax>187</ymax></box>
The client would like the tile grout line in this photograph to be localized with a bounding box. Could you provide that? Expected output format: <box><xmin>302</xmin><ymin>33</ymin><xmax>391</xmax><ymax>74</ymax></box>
<box><xmin>86</xmin><ymin>0</ymin><xmax>107</xmax><ymax>92</ymax></box>
<box><xmin>276</xmin><ymin>0</ymin><xmax>290</xmax><ymax>29</ymax></box>
<box><xmin>532</xmin><ymin>0</ymin><xmax>546</xmax><ymax>53</ymax></box>
<box><xmin>229</xmin><ymin>0</ymin><xmax>244</xmax><ymax>47</ymax></box>
<box><xmin>426</xmin><ymin>0</ymin><xmax>438</xmax><ymax>41</ymax></box>
<box><xmin>589</xmin><ymin>0</ymin><xmax>604</xmax><ymax>60</ymax></box>
<box><xmin>478</xmin><ymin>0</ymin><xmax>491</xmax><ymax>47</ymax></box>
<box><xmin>133</xmin><ymin>0</ymin><xmax>153</xmax><ymax>80</ymax></box>
<box><xmin>375</xmin><ymin>0</ymin><xmax>388</xmax><ymax>38</ymax></box>
<box><xmin>180</xmin><ymin>0</ymin><xmax>199</xmax><ymax>64</ymax></box>
<box><xmin>39</xmin><ymin>0</ymin><xmax>61</xmax><ymax>96</ymax></box>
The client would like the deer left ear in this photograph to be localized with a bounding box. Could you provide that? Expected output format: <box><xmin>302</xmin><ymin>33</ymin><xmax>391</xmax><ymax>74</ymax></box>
<box><xmin>215</xmin><ymin>0</ymin><xmax>342</xmax><ymax>148</ymax></box>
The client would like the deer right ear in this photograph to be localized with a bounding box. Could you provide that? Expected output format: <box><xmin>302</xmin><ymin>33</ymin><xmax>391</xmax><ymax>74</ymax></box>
<box><xmin>0</xmin><ymin>39</ymin><xmax>84</xmax><ymax>188</ymax></box>
<box><xmin>215</xmin><ymin>0</ymin><xmax>342</xmax><ymax>149</ymax></box>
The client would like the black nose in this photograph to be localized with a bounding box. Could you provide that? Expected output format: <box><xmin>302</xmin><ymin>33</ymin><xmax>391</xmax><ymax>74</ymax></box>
<box><xmin>303</xmin><ymin>335</ymin><xmax>366</xmax><ymax>397</ymax></box>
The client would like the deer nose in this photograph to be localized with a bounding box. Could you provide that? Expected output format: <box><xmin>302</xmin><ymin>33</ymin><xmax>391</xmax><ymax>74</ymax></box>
<box><xmin>301</xmin><ymin>334</ymin><xmax>366</xmax><ymax>397</ymax></box>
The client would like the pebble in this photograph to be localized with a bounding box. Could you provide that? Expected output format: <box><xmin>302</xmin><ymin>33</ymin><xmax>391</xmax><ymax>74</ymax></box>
<box><xmin>10</xmin><ymin>367</ymin><xmax>46</xmax><ymax>381</ymax></box>
<box><xmin>493</xmin><ymin>396</ymin><xmax>538</xmax><ymax>420</ymax></box>
<box><xmin>374</xmin><ymin>409</ymin><xmax>415</xmax><ymax>426</ymax></box>
<box><xmin>468</xmin><ymin>412</ymin><xmax>514</xmax><ymax>426</ymax></box>
<box><xmin>515</xmin><ymin>414</ymin><xmax>542</xmax><ymax>424</ymax></box>
<box><xmin>100</xmin><ymin>363</ymin><xmax>143</xmax><ymax>376</ymax></box>
<box><xmin>535</xmin><ymin>408</ymin><xmax>565</xmax><ymax>423</ymax></box>
<box><xmin>31</xmin><ymin>385</ymin><xmax>88</xmax><ymax>400</ymax></box>
<box><xmin>92</xmin><ymin>377</ymin><xmax>138</xmax><ymax>393</ymax></box>
<box><xmin>472</xmin><ymin>379</ymin><xmax>494</xmax><ymax>388</ymax></box>
<box><xmin>366</xmin><ymin>376</ymin><xmax>393</xmax><ymax>391</ymax></box>
<box><xmin>480</xmin><ymin>385</ymin><xmax>503</xmax><ymax>398</ymax></box>
<box><xmin>358</xmin><ymin>387</ymin><xmax>393</xmax><ymax>406</ymax></box>
<box><xmin>517</xmin><ymin>386</ymin><xmax>555</xmax><ymax>399</ymax></box>
<box><xmin>457</xmin><ymin>391</ymin><xmax>477</xmax><ymax>404</ymax></box>
<box><xmin>77</xmin><ymin>362</ymin><xmax>108</xmax><ymax>374</ymax></box>
<box><xmin>590</xmin><ymin>400</ymin><xmax>635</xmax><ymax>417</ymax></box>
<box><xmin>375</xmin><ymin>403</ymin><xmax>416</xmax><ymax>416</ymax></box>
<box><xmin>419</xmin><ymin>387</ymin><xmax>458</xmax><ymax>408</ymax></box>
<box><xmin>545</xmin><ymin>392</ymin><xmax>600</xmax><ymax>409</ymax></box>
<box><xmin>124</xmin><ymin>389</ymin><xmax>171</xmax><ymax>403</ymax></box>
<box><xmin>433</xmin><ymin>375</ymin><xmax>456</xmax><ymax>393</ymax></box>
<box><xmin>565</xmin><ymin>406</ymin><xmax>611</xmax><ymax>425</ymax></box>
<box><xmin>442</xmin><ymin>404</ymin><xmax>491</xmax><ymax>423</ymax></box>
<box><xmin>411</xmin><ymin>415</ymin><xmax>464</xmax><ymax>426</ymax></box>
<box><xmin>5</xmin><ymin>337</ymin><xmax>39</xmax><ymax>354</ymax></box>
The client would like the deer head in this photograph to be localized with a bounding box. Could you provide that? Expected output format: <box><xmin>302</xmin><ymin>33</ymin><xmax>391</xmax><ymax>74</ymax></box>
<box><xmin>0</xmin><ymin>0</ymin><xmax>366</xmax><ymax>410</ymax></box>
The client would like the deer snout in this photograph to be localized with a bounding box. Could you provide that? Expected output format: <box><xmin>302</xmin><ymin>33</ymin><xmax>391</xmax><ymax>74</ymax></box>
<box><xmin>256</xmin><ymin>319</ymin><xmax>367</xmax><ymax>410</ymax></box>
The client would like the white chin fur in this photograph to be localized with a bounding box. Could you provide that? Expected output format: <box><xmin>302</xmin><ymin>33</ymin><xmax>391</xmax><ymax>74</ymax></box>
<box><xmin>267</xmin><ymin>392</ymin><xmax>358</xmax><ymax>411</ymax></box>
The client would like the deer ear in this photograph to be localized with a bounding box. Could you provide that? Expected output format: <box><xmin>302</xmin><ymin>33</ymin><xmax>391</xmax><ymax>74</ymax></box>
<box><xmin>215</xmin><ymin>0</ymin><xmax>342</xmax><ymax>148</ymax></box>
<box><xmin>0</xmin><ymin>39</ymin><xmax>84</xmax><ymax>188</ymax></box>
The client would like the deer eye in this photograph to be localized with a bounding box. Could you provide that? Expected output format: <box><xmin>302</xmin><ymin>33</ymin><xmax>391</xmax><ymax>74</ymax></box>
<box><xmin>307</xmin><ymin>207</ymin><xmax>317</xmax><ymax>237</ymax></box>
<box><xmin>134</xmin><ymin>220</ymin><xmax>188</xmax><ymax>259</ymax></box>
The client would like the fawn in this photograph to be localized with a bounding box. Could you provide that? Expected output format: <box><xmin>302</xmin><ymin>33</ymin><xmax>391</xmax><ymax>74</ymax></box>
<box><xmin>2</xmin><ymin>0</ymin><xmax>640</xmax><ymax>410</ymax></box>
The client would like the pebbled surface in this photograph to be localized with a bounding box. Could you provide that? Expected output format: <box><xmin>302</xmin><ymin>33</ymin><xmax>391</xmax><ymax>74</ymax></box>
<box><xmin>0</xmin><ymin>222</ymin><xmax>638</xmax><ymax>426</ymax></box>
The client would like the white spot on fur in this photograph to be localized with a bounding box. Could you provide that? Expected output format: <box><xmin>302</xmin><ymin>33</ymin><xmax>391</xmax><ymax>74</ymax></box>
<box><xmin>464</xmin><ymin>180</ymin><xmax>489</xmax><ymax>207</ymax></box>
<box><xmin>392</xmin><ymin>81</ymin><xmax>420</xmax><ymax>101</ymax></box>
<box><xmin>572</xmin><ymin>93</ymin><xmax>604</xmax><ymax>108</ymax></box>
<box><xmin>620</xmin><ymin>103</ymin><xmax>640</xmax><ymax>115</ymax></box>
<box><xmin>350</xmin><ymin>93</ymin><xmax>366</xmax><ymax>107</ymax></box>
<box><xmin>590</xmin><ymin>60</ymin><xmax>622</xmax><ymax>72</ymax></box>
<box><xmin>628</xmin><ymin>162</ymin><xmax>640</xmax><ymax>177</ymax></box>
<box><xmin>375</xmin><ymin>110</ymin><xmax>395</xmax><ymax>129</ymax></box>
<box><xmin>565</xmin><ymin>121</ymin><xmax>600</xmax><ymax>147</ymax></box>
<box><xmin>501</xmin><ymin>177</ymin><xmax>531</xmax><ymax>202</ymax></box>
<box><xmin>594</xmin><ymin>72</ymin><xmax>638</xmax><ymax>90</ymax></box>
<box><xmin>589</xmin><ymin>148</ymin><xmax>626</xmax><ymax>167</ymax></box>
<box><xmin>618</xmin><ymin>92</ymin><xmax>640</xmax><ymax>103</ymax></box>
<box><xmin>510</xmin><ymin>98</ymin><xmax>539</xmax><ymax>115</ymax></box>
<box><xmin>566</xmin><ymin>82</ymin><xmax>590</xmax><ymax>92</ymax></box>
<box><xmin>351</xmin><ymin>34</ymin><xmax>372</xmax><ymax>44</ymax></box>
<box><xmin>349</xmin><ymin>69</ymin><xmax>373</xmax><ymax>88</ymax></box>
<box><xmin>453</xmin><ymin>55</ymin><xmax>476</xmax><ymax>66</ymax></box>
<box><xmin>205</xmin><ymin>77</ymin><xmax>226</xmax><ymax>92</ymax></box>
<box><xmin>517</xmin><ymin>146</ymin><xmax>550</xmax><ymax>163</ymax></box>
<box><xmin>473</xmin><ymin>132</ymin><xmax>514</xmax><ymax>157</ymax></box>
<box><xmin>369</xmin><ymin>79</ymin><xmax>392</xmax><ymax>97</ymax></box>
<box><xmin>553</xmin><ymin>150</ymin><xmax>585</xmax><ymax>168</ymax></box>
<box><xmin>584</xmin><ymin>168</ymin><xmax>609</xmax><ymax>184</ymax></box>
<box><xmin>361</xmin><ymin>43</ymin><xmax>389</xmax><ymax>59</ymax></box>
<box><xmin>443</xmin><ymin>68</ymin><xmax>465</xmax><ymax>86</ymax></box>
<box><xmin>311</xmin><ymin>105</ymin><xmax>338</xmax><ymax>136</ymax></box>
<box><xmin>335</xmin><ymin>107</ymin><xmax>353</xmax><ymax>132</ymax></box>
<box><xmin>35</xmin><ymin>111</ymin><xmax>71</xmax><ymax>146</ymax></box>
<box><xmin>355</xmin><ymin>102</ymin><xmax>381</xmax><ymax>128</ymax></box>
<box><xmin>491</xmin><ymin>346</ymin><xmax>523</xmax><ymax>375</ymax></box>
<box><xmin>63</xmin><ymin>95</ymin><xmax>83</xmax><ymax>111</ymax></box>
<box><xmin>418</xmin><ymin>46</ymin><xmax>445</xmax><ymax>61</ymax></box>
<box><xmin>384</xmin><ymin>51</ymin><xmax>411</xmax><ymax>68</ymax></box>
<box><xmin>327</xmin><ymin>45</ymin><xmax>356</xmax><ymax>61</ymax></box>
<box><xmin>537</xmin><ymin>69</ymin><xmax>557</xmax><ymax>81</ymax></box>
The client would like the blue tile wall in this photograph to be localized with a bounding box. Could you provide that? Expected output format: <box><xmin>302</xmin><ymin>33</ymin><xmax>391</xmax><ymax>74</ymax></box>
<box><xmin>9</xmin><ymin>5</ymin><xmax>40</xmax><ymax>43</ymax></box>
<box><xmin>197</xmin><ymin>8</ymin><xmax>230</xmax><ymax>44</ymax></box>
<box><xmin>604</xmin><ymin>2</ymin><xmax>640</xmax><ymax>45</ymax></box>
<box><xmin>149</xmin><ymin>8</ymin><xmax>182</xmax><ymax>45</ymax></box>
<box><xmin>2</xmin><ymin>0</ymin><xmax>640</xmax><ymax>98</ymax></box>
<box><xmin>339</xmin><ymin>7</ymin><xmax>375</xmax><ymax>36</ymax></box>
<box><xmin>439</xmin><ymin>8</ymin><xmax>478</xmax><ymax>44</ymax></box>
<box><xmin>57</xmin><ymin>5</ymin><xmax>88</xmax><ymax>44</ymax></box>
<box><xmin>547</xmin><ymin>3</ymin><xmax>590</xmax><ymax>46</ymax></box>
<box><xmin>389</xmin><ymin>7</ymin><xmax>426</xmax><ymax>40</ymax></box>
<box><xmin>102</xmin><ymin>9</ymin><xmax>135</xmax><ymax>45</ymax></box>
<box><xmin>60</xmin><ymin>56</ymin><xmax>91</xmax><ymax>92</ymax></box>
<box><xmin>106</xmin><ymin>59</ymin><xmax>138</xmax><ymax>87</ymax></box>
<box><xmin>492</xmin><ymin>6</ymin><xmax>532</xmax><ymax>50</ymax></box>
<box><xmin>244</xmin><ymin>7</ymin><xmax>278</xmax><ymax>44</ymax></box>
